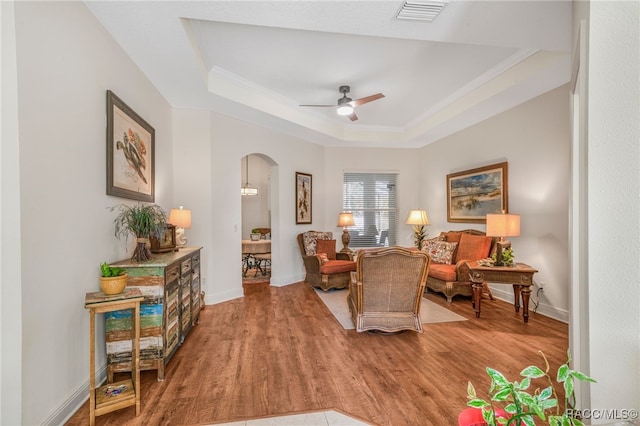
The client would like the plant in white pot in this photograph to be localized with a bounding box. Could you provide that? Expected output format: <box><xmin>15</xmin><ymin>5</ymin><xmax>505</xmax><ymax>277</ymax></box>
<box><xmin>110</xmin><ymin>203</ymin><xmax>167</xmax><ymax>262</ymax></box>
<box><xmin>463</xmin><ymin>351</ymin><xmax>595</xmax><ymax>426</ymax></box>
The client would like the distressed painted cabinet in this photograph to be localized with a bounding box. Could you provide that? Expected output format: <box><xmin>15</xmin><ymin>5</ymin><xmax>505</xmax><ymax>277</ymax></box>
<box><xmin>106</xmin><ymin>247</ymin><xmax>202</xmax><ymax>381</ymax></box>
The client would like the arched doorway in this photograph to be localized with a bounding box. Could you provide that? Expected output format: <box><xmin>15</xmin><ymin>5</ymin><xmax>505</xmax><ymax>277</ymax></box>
<box><xmin>241</xmin><ymin>153</ymin><xmax>273</xmax><ymax>285</ymax></box>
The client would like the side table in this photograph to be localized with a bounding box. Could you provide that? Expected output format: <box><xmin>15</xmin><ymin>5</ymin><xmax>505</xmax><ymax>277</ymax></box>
<box><xmin>84</xmin><ymin>288</ymin><xmax>144</xmax><ymax>425</ymax></box>
<box><xmin>465</xmin><ymin>261</ymin><xmax>538</xmax><ymax>323</ymax></box>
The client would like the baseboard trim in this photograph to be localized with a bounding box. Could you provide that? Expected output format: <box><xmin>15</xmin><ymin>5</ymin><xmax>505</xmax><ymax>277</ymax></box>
<box><xmin>489</xmin><ymin>287</ymin><xmax>568</xmax><ymax>323</ymax></box>
<box><xmin>42</xmin><ymin>364</ymin><xmax>107</xmax><ymax>426</ymax></box>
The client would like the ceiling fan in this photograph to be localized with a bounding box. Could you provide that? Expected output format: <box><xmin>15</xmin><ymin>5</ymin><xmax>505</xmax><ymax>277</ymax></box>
<box><xmin>299</xmin><ymin>85</ymin><xmax>384</xmax><ymax>121</ymax></box>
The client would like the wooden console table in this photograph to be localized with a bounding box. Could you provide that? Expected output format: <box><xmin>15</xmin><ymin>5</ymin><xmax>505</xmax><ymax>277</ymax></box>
<box><xmin>465</xmin><ymin>261</ymin><xmax>538</xmax><ymax>323</ymax></box>
<box><xmin>84</xmin><ymin>288</ymin><xmax>144</xmax><ymax>426</ymax></box>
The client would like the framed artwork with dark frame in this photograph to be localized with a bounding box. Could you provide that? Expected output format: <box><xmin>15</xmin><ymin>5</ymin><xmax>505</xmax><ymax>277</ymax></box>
<box><xmin>295</xmin><ymin>172</ymin><xmax>312</xmax><ymax>224</ymax></box>
<box><xmin>106</xmin><ymin>90</ymin><xmax>155</xmax><ymax>202</ymax></box>
<box><xmin>446</xmin><ymin>162</ymin><xmax>508</xmax><ymax>223</ymax></box>
<box><xmin>150</xmin><ymin>224</ymin><xmax>176</xmax><ymax>253</ymax></box>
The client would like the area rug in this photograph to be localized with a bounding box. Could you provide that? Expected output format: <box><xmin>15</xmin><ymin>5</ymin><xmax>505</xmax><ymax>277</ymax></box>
<box><xmin>242</xmin><ymin>269</ymin><xmax>270</xmax><ymax>284</ymax></box>
<box><xmin>314</xmin><ymin>288</ymin><xmax>467</xmax><ymax>329</ymax></box>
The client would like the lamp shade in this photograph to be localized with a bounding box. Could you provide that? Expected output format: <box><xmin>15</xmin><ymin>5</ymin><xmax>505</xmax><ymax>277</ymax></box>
<box><xmin>405</xmin><ymin>209</ymin><xmax>430</xmax><ymax>226</ymax></box>
<box><xmin>486</xmin><ymin>213</ymin><xmax>520</xmax><ymax>237</ymax></box>
<box><xmin>337</xmin><ymin>212</ymin><xmax>355</xmax><ymax>227</ymax></box>
<box><xmin>169</xmin><ymin>207</ymin><xmax>192</xmax><ymax>229</ymax></box>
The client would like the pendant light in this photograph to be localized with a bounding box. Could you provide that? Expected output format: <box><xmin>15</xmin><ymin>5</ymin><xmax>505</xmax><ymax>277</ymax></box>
<box><xmin>241</xmin><ymin>155</ymin><xmax>258</xmax><ymax>196</ymax></box>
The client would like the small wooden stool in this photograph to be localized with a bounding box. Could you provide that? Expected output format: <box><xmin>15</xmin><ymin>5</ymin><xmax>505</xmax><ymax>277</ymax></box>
<box><xmin>85</xmin><ymin>289</ymin><xmax>144</xmax><ymax>426</ymax></box>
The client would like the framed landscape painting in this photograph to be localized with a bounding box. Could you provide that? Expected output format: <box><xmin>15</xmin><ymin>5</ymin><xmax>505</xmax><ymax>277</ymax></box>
<box><xmin>106</xmin><ymin>90</ymin><xmax>155</xmax><ymax>202</ymax></box>
<box><xmin>447</xmin><ymin>162</ymin><xmax>508</xmax><ymax>223</ymax></box>
<box><xmin>296</xmin><ymin>172</ymin><xmax>312</xmax><ymax>224</ymax></box>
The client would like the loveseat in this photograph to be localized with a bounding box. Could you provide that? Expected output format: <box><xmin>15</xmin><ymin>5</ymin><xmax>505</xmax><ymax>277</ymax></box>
<box><xmin>297</xmin><ymin>231</ymin><xmax>357</xmax><ymax>291</ymax></box>
<box><xmin>422</xmin><ymin>229</ymin><xmax>497</xmax><ymax>302</ymax></box>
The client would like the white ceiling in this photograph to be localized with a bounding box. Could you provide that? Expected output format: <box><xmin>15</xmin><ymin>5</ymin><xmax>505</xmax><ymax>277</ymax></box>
<box><xmin>85</xmin><ymin>1</ymin><xmax>572</xmax><ymax>148</ymax></box>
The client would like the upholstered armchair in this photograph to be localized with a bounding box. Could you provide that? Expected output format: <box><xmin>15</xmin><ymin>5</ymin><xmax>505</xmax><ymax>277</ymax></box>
<box><xmin>424</xmin><ymin>230</ymin><xmax>497</xmax><ymax>302</ymax></box>
<box><xmin>348</xmin><ymin>247</ymin><xmax>430</xmax><ymax>333</ymax></box>
<box><xmin>297</xmin><ymin>231</ymin><xmax>356</xmax><ymax>291</ymax></box>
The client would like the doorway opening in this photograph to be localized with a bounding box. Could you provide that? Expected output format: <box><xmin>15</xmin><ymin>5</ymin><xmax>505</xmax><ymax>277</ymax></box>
<box><xmin>241</xmin><ymin>153</ymin><xmax>272</xmax><ymax>286</ymax></box>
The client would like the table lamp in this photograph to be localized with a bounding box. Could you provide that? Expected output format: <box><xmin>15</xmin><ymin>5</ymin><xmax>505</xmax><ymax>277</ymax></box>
<box><xmin>405</xmin><ymin>209</ymin><xmax>430</xmax><ymax>249</ymax></box>
<box><xmin>169</xmin><ymin>205</ymin><xmax>192</xmax><ymax>248</ymax></box>
<box><xmin>337</xmin><ymin>212</ymin><xmax>355</xmax><ymax>254</ymax></box>
<box><xmin>486</xmin><ymin>211</ymin><xmax>520</xmax><ymax>266</ymax></box>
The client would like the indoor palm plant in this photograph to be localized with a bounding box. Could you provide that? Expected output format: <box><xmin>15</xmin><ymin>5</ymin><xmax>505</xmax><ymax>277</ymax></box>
<box><xmin>110</xmin><ymin>203</ymin><xmax>167</xmax><ymax>262</ymax></box>
<box><xmin>464</xmin><ymin>351</ymin><xmax>595</xmax><ymax>426</ymax></box>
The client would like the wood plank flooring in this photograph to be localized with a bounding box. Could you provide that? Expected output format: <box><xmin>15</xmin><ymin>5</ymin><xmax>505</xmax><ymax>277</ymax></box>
<box><xmin>65</xmin><ymin>281</ymin><xmax>568</xmax><ymax>425</ymax></box>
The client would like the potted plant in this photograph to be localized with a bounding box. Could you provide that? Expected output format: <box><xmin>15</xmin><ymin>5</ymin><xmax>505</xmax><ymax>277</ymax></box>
<box><xmin>462</xmin><ymin>351</ymin><xmax>595</xmax><ymax>426</ymax></box>
<box><xmin>110</xmin><ymin>203</ymin><xmax>167</xmax><ymax>262</ymax></box>
<box><xmin>250</xmin><ymin>228</ymin><xmax>261</xmax><ymax>241</ymax></box>
<box><xmin>99</xmin><ymin>262</ymin><xmax>128</xmax><ymax>295</ymax></box>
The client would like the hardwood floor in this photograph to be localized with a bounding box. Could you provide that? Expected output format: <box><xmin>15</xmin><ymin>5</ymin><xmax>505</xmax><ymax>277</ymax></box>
<box><xmin>66</xmin><ymin>282</ymin><xmax>568</xmax><ymax>425</ymax></box>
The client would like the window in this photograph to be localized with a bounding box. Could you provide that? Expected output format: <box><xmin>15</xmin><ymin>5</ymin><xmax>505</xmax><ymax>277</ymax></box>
<box><xmin>343</xmin><ymin>172</ymin><xmax>398</xmax><ymax>248</ymax></box>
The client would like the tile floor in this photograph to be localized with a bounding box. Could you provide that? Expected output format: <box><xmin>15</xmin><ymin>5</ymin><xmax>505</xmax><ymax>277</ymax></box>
<box><xmin>210</xmin><ymin>410</ymin><xmax>370</xmax><ymax>425</ymax></box>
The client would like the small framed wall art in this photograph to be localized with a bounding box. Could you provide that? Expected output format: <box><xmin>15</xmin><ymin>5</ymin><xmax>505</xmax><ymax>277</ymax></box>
<box><xmin>446</xmin><ymin>161</ymin><xmax>508</xmax><ymax>223</ymax></box>
<box><xmin>106</xmin><ymin>90</ymin><xmax>155</xmax><ymax>202</ymax></box>
<box><xmin>295</xmin><ymin>172</ymin><xmax>312</xmax><ymax>224</ymax></box>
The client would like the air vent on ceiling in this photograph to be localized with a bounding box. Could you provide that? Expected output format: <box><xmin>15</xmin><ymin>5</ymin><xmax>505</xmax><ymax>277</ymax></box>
<box><xmin>396</xmin><ymin>1</ymin><xmax>448</xmax><ymax>22</ymax></box>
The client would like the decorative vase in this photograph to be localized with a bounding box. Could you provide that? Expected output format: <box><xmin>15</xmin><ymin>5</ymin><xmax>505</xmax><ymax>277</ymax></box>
<box><xmin>99</xmin><ymin>273</ymin><xmax>128</xmax><ymax>295</ymax></box>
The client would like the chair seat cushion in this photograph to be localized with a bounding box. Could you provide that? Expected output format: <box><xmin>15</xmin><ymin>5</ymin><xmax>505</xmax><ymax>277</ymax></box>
<box><xmin>428</xmin><ymin>264</ymin><xmax>457</xmax><ymax>282</ymax></box>
<box><xmin>320</xmin><ymin>260</ymin><xmax>357</xmax><ymax>274</ymax></box>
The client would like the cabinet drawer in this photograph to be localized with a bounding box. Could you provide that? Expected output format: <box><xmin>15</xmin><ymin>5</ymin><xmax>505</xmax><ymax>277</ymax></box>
<box><xmin>181</xmin><ymin>259</ymin><xmax>192</xmax><ymax>275</ymax></box>
<box><xmin>166</xmin><ymin>263</ymin><xmax>180</xmax><ymax>283</ymax></box>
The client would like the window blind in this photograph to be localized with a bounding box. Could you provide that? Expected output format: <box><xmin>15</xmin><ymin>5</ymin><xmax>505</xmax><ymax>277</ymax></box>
<box><xmin>343</xmin><ymin>172</ymin><xmax>398</xmax><ymax>248</ymax></box>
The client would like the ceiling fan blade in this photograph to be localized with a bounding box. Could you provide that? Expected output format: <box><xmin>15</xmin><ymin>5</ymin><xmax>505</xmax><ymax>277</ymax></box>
<box><xmin>299</xmin><ymin>104</ymin><xmax>336</xmax><ymax>108</ymax></box>
<box><xmin>348</xmin><ymin>112</ymin><xmax>358</xmax><ymax>121</ymax></box>
<box><xmin>350</xmin><ymin>93</ymin><xmax>384</xmax><ymax>107</ymax></box>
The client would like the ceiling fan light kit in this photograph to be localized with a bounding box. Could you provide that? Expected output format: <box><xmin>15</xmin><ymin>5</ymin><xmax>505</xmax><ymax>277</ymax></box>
<box><xmin>299</xmin><ymin>85</ymin><xmax>384</xmax><ymax>122</ymax></box>
<box><xmin>336</xmin><ymin>105</ymin><xmax>354</xmax><ymax>116</ymax></box>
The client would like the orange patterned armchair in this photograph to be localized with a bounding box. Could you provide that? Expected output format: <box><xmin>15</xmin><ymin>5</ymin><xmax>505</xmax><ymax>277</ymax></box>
<box><xmin>297</xmin><ymin>231</ymin><xmax>356</xmax><ymax>291</ymax></box>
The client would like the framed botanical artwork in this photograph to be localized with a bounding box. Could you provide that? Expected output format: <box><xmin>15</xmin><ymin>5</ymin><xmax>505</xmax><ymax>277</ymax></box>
<box><xmin>295</xmin><ymin>172</ymin><xmax>312</xmax><ymax>224</ymax></box>
<box><xmin>106</xmin><ymin>90</ymin><xmax>155</xmax><ymax>202</ymax></box>
<box><xmin>149</xmin><ymin>224</ymin><xmax>176</xmax><ymax>253</ymax></box>
<box><xmin>447</xmin><ymin>162</ymin><xmax>508</xmax><ymax>223</ymax></box>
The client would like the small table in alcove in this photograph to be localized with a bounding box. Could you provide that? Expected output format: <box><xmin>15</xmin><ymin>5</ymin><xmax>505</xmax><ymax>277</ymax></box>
<box><xmin>242</xmin><ymin>239</ymin><xmax>271</xmax><ymax>276</ymax></box>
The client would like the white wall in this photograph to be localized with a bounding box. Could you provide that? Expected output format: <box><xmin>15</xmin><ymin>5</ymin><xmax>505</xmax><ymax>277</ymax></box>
<box><xmin>172</xmin><ymin>110</ymin><xmax>327</xmax><ymax>303</ymax></box>
<box><xmin>1</xmin><ymin>1</ymin><xmax>23</xmax><ymax>424</ymax></box>
<box><xmin>12</xmin><ymin>2</ymin><xmax>174</xmax><ymax>424</ymax></box>
<box><xmin>419</xmin><ymin>85</ymin><xmax>571</xmax><ymax>320</ymax></box>
<box><xmin>585</xmin><ymin>1</ymin><xmax>640</xmax><ymax>416</ymax></box>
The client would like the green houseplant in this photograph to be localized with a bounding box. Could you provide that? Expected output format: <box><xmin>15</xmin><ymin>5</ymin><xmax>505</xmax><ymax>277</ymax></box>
<box><xmin>99</xmin><ymin>262</ymin><xmax>127</xmax><ymax>295</ymax></box>
<box><xmin>465</xmin><ymin>351</ymin><xmax>595</xmax><ymax>426</ymax></box>
<box><xmin>110</xmin><ymin>203</ymin><xmax>167</xmax><ymax>262</ymax></box>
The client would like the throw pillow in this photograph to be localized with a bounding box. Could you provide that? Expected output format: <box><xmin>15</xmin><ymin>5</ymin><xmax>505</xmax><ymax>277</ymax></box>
<box><xmin>316</xmin><ymin>239</ymin><xmax>337</xmax><ymax>260</ymax></box>
<box><xmin>423</xmin><ymin>240</ymin><xmax>458</xmax><ymax>264</ymax></box>
<box><xmin>316</xmin><ymin>252</ymin><xmax>330</xmax><ymax>264</ymax></box>
<box><xmin>302</xmin><ymin>231</ymin><xmax>333</xmax><ymax>255</ymax></box>
<box><xmin>420</xmin><ymin>235</ymin><xmax>445</xmax><ymax>251</ymax></box>
<box><xmin>455</xmin><ymin>233</ymin><xmax>493</xmax><ymax>262</ymax></box>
